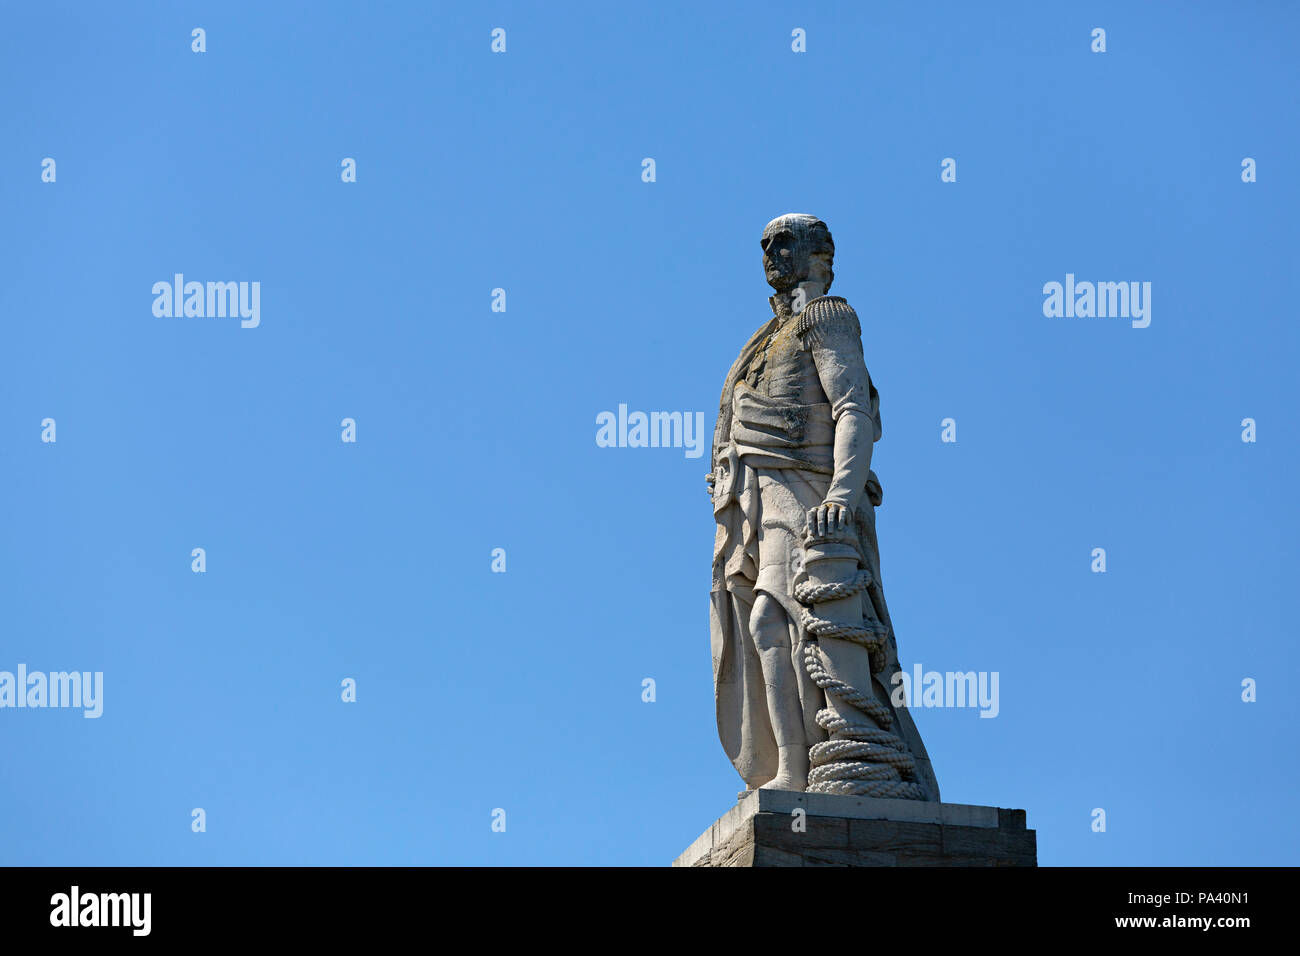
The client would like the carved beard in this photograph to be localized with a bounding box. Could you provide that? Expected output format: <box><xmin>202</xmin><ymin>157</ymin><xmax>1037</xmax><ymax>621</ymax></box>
<box><xmin>765</xmin><ymin>261</ymin><xmax>803</xmax><ymax>293</ymax></box>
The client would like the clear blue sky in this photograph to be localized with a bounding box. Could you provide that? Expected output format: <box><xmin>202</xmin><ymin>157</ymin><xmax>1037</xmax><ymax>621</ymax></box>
<box><xmin>1</xmin><ymin>1</ymin><xmax>1295</xmax><ymax>866</ymax></box>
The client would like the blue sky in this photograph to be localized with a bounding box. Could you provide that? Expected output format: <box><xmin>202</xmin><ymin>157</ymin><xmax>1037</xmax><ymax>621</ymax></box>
<box><xmin>1</xmin><ymin>0</ymin><xmax>1295</xmax><ymax>866</ymax></box>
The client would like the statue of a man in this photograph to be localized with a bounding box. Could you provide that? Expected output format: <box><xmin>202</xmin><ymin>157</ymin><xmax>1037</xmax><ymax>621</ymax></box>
<box><xmin>708</xmin><ymin>214</ymin><xmax>940</xmax><ymax>799</ymax></box>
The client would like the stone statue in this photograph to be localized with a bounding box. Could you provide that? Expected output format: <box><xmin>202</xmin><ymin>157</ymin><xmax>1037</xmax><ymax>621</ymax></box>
<box><xmin>708</xmin><ymin>214</ymin><xmax>941</xmax><ymax>800</ymax></box>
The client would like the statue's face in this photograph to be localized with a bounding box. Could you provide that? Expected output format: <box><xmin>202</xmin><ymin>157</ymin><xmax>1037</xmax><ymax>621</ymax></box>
<box><xmin>761</xmin><ymin>215</ymin><xmax>832</xmax><ymax>293</ymax></box>
<box><xmin>761</xmin><ymin>225</ymin><xmax>803</xmax><ymax>292</ymax></box>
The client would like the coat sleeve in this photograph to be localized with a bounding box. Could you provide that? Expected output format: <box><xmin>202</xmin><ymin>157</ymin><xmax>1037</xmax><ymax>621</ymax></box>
<box><xmin>797</xmin><ymin>296</ymin><xmax>882</xmax><ymax>440</ymax></box>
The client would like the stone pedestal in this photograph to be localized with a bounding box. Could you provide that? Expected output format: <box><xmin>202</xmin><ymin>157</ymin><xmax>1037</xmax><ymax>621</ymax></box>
<box><xmin>673</xmin><ymin>790</ymin><xmax>1036</xmax><ymax>867</ymax></box>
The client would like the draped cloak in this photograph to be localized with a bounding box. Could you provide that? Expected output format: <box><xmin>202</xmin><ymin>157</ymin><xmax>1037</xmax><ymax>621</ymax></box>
<box><xmin>708</xmin><ymin>297</ymin><xmax>941</xmax><ymax>798</ymax></box>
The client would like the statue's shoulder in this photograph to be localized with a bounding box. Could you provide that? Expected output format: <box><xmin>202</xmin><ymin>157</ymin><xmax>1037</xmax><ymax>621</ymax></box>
<box><xmin>795</xmin><ymin>295</ymin><xmax>861</xmax><ymax>347</ymax></box>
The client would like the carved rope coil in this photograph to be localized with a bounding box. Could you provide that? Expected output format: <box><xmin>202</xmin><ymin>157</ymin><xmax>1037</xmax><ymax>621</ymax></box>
<box><xmin>810</xmin><ymin>740</ymin><xmax>915</xmax><ymax>771</ymax></box>
<box><xmin>797</xmin><ymin>556</ymin><xmax>926</xmax><ymax>800</ymax></box>
<box><xmin>793</xmin><ymin>569</ymin><xmax>873</xmax><ymax>605</ymax></box>
<box><xmin>801</xmin><ymin>642</ymin><xmax>893</xmax><ymax>729</ymax></box>
<box><xmin>817</xmin><ymin>712</ymin><xmax>908</xmax><ymax>745</ymax></box>
<box><xmin>798</xmin><ymin>607</ymin><xmax>889</xmax><ymax>675</ymax></box>
<box><xmin>808</xmin><ymin>775</ymin><xmax>927</xmax><ymax>800</ymax></box>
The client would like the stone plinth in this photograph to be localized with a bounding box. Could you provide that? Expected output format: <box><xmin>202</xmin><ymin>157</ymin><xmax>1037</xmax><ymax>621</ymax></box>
<box><xmin>673</xmin><ymin>790</ymin><xmax>1036</xmax><ymax>867</ymax></box>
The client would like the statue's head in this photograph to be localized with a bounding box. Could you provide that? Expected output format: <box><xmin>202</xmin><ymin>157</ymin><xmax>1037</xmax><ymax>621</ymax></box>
<box><xmin>761</xmin><ymin>214</ymin><xmax>834</xmax><ymax>294</ymax></box>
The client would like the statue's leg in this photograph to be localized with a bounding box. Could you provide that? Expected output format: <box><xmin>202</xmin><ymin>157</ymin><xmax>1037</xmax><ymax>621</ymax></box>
<box><xmin>749</xmin><ymin>592</ymin><xmax>809</xmax><ymax>791</ymax></box>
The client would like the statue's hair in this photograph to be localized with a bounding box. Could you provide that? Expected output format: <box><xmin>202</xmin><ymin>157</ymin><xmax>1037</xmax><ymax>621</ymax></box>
<box><xmin>804</xmin><ymin>218</ymin><xmax>835</xmax><ymax>255</ymax></box>
<box><xmin>806</xmin><ymin>219</ymin><xmax>835</xmax><ymax>292</ymax></box>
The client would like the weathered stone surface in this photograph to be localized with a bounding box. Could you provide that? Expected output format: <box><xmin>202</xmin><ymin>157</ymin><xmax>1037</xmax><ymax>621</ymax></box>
<box><xmin>753</xmin><ymin>811</ymin><xmax>850</xmax><ymax>850</ymax></box>
<box><xmin>998</xmin><ymin>808</ymin><xmax>1027</xmax><ymax>829</ymax></box>
<box><xmin>708</xmin><ymin>214</ymin><xmax>940</xmax><ymax>801</ymax></box>
<box><xmin>687</xmin><ymin>215</ymin><xmax>1036</xmax><ymax>867</ymax></box>
<box><xmin>846</xmin><ymin>819</ymin><xmax>943</xmax><ymax>855</ymax></box>
<box><xmin>673</xmin><ymin>790</ymin><xmax>1036</xmax><ymax>867</ymax></box>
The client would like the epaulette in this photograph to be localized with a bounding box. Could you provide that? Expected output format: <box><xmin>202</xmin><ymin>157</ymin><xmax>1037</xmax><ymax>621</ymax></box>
<box><xmin>795</xmin><ymin>295</ymin><xmax>861</xmax><ymax>348</ymax></box>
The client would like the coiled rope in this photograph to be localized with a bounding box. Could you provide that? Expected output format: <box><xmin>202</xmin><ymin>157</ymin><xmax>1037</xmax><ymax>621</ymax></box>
<box><xmin>795</xmin><ymin>556</ymin><xmax>927</xmax><ymax>799</ymax></box>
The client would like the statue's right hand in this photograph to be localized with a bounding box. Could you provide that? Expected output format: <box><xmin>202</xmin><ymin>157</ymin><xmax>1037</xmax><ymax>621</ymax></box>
<box><xmin>706</xmin><ymin>473</ymin><xmax>716</xmax><ymax>496</ymax></box>
<box><xmin>807</xmin><ymin>501</ymin><xmax>852</xmax><ymax>538</ymax></box>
